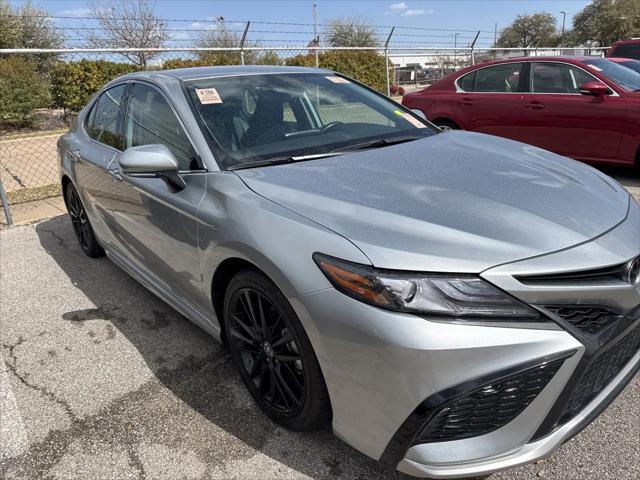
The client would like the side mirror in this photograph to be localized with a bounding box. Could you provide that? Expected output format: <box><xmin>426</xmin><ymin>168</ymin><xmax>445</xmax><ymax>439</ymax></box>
<box><xmin>119</xmin><ymin>144</ymin><xmax>186</xmax><ymax>190</ymax></box>
<box><xmin>579</xmin><ymin>81</ymin><xmax>610</xmax><ymax>96</ymax></box>
<box><xmin>411</xmin><ymin>108</ymin><xmax>427</xmax><ymax>120</ymax></box>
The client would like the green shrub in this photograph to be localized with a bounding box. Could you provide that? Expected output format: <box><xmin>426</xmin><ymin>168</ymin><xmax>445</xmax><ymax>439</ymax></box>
<box><xmin>50</xmin><ymin>60</ymin><xmax>138</xmax><ymax>113</ymax></box>
<box><xmin>286</xmin><ymin>50</ymin><xmax>389</xmax><ymax>92</ymax></box>
<box><xmin>162</xmin><ymin>58</ymin><xmax>210</xmax><ymax>70</ymax></box>
<box><xmin>0</xmin><ymin>56</ymin><xmax>50</xmax><ymax>128</ymax></box>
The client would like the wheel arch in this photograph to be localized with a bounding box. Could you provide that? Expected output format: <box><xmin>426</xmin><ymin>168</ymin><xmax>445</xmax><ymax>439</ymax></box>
<box><xmin>431</xmin><ymin>117</ymin><xmax>461</xmax><ymax>129</ymax></box>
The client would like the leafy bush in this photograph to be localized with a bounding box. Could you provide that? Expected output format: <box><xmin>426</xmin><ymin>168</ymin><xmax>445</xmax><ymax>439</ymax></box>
<box><xmin>0</xmin><ymin>56</ymin><xmax>50</xmax><ymax>127</ymax></box>
<box><xmin>162</xmin><ymin>58</ymin><xmax>210</xmax><ymax>70</ymax></box>
<box><xmin>50</xmin><ymin>60</ymin><xmax>138</xmax><ymax>113</ymax></box>
<box><xmin>286</xmin><ymin>50</ymin><xmax>389</xmax><ymax>92</ymax></box>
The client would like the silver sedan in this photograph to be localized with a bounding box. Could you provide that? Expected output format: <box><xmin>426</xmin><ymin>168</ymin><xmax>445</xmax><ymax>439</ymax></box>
<box><xmin>57</xmin><ymin>65</ymin><xmax>640</xmax><ymax>479</ymax></box>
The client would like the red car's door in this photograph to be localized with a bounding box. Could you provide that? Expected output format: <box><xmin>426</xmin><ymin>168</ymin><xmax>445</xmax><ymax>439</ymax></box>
<box><xmin>454</xmin><ymin>62</ymin><xmax>525</xmax><ymax>141</ymax></box>
<box><xmin>518</xmin><ymin>62</ymin><xmax>627</xmax><ymax>162</ymax></box>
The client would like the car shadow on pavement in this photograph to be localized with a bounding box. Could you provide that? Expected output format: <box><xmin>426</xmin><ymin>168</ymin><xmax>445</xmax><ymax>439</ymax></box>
<box><xmin>35</xmin><ymin>216</ymin><xmax>419</xmax><ymax>480</ymax></box>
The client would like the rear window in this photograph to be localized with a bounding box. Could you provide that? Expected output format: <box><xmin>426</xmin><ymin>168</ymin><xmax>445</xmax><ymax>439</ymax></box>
<box><xmin>610</xmin><ymin>43</ymin><xmax>640</xmax><ymax>60</ymax></box>
<box><xmin>461</xmin><ymin>63</ymin><xmax>524</xmax><ymax>93</ymax></box>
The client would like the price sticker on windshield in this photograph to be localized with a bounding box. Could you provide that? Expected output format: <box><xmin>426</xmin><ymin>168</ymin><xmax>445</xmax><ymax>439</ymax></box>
<box><xmin>195</xmin><ymin>88</ymin><xmax>223</xmax><ymax>104</ymax></box>
<box><xmin>325</xmin><ymin>76</ymin><xmax>351</xmax><ymax>84</ymax></box>
<box><xmin>395</xmin><ymin>110</ymin><xmax>426</xmax><ymax>129</ymax></box>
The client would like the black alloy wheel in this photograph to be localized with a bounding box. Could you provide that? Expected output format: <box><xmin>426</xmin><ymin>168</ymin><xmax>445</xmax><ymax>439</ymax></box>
<box><xmin>65</xmin><ymin>182</ymin><xmax>104</xmax><ymax>257</ymax></box>
<box><xmin>224</xmin><ymin>269</ymin><xmax>331</xmax><ymax>430</ymax></box>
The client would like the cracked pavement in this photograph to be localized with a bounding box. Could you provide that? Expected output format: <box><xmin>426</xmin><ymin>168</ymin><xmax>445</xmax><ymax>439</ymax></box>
<box><xmin>1</xmin><ymin>189</ymin><xmax>639</xmax><ymax>479</ymax></box>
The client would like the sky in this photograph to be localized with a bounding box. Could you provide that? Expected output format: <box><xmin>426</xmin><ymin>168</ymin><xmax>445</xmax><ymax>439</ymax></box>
<box><xmin>12</xmin><ymin>0</ymin><xmax>593</xmax><ymax>48</ymax></box>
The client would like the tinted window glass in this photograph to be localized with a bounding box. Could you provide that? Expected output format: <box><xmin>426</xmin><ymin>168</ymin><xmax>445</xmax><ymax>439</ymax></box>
<box><xmin>611</xmin><ymin>43</ymin><xmax>640</xmax><ymax>60</ymax></box>
<box><xmin>618</xmin><ymin>60</ymin><xmax>640</xmax><ymax>74</ymax></box>
<box><xmin>474</xmin><ymin>63</ymin><xmax>523</xmax><ymax>92</ymax></box>
<box><xmin>458</xmin><ymin>71</ymin><xmax>476</xmax><ymax>91</ymax></box>
<box><xmin>582</xmin><ymin>58</ymin><xmax>640</xmax><ymax>92</ymax></box>
<box><xmin>125</xmin><ymin>83</ymin><xmax>198</xmax><ymax>170</ymax></box>
<box><xmin>531</xmin><ymin>63</ymin><xmax>595</xmax><ymax>93</ymax></box>
<box><xmin>85</xmin><ymin>84</ymin><xmax>126</xmax><ymax>149</ymax></box>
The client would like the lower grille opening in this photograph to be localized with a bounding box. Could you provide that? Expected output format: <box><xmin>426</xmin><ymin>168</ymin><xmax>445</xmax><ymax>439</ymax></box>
<box><xmin>415</xmin><ymin>356</ymin><xmax>566</xmax><ymax>443</ymax></box>
<box><xmin>560</xmin><ymin>325</ymin><xmax>640</xmax><ymax>422</ymax></box>
<box><xmin>546</xmin><ymin>306</ymin><xmax>620</xmax><ymax>335</ymax></box>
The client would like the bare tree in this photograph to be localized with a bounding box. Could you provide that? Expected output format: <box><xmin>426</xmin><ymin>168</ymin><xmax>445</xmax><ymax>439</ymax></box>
<box><xmin>198</xmin><ymin>19</ymin><xmax>269</xmax><ymax>65</ymax></box>
<box><xmin>83</xmin><ymin>0</ymin><xmax>168</xmax><ymax>67</ymax></box>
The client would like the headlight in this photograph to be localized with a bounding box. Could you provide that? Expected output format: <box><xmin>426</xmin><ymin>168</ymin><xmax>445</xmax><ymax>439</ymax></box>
<box><xmin>314</xmin><ymin>253</ymin><xmax>546</xmax><ymax>323</ymax></box>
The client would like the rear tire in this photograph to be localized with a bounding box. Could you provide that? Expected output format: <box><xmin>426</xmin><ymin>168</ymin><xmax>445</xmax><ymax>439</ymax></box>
<box><xmin>434</xmin><ymin>119</ymin><xmax>460</xmax><ymax>131</ymax></box>
<box><xmin>64</xmin><ymin>182</ymin><xmax>104</xmax><ymax>258</ymax></box>
<box><xmin>223</xmin><ymin>268</ymin><xmax>331</xmax><ymax>431</ymax></box>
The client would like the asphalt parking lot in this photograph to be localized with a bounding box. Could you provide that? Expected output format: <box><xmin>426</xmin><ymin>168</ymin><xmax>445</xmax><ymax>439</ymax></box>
<box><xmin>1</xmin><ymin>174</ymin><xmax>639</xmax><ymax>480</ymax></box>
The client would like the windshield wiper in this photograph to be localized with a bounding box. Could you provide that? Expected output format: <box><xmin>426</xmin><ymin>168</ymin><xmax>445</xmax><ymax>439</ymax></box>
<box><xmin>228</xmin><ymin>152</ymin><xmax>343</xmax><ymax>171</ymax></box>
<box><xmin>331</xmin><ymin>134</ymin><xmax>426</xmax><ymax>153</ymax></box>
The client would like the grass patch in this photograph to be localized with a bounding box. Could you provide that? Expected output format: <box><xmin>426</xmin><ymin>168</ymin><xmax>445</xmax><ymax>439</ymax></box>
<box><xmin>6</xmin><ymin>183</ymin><xmax>62</xmax><ymax>205</ymax></box>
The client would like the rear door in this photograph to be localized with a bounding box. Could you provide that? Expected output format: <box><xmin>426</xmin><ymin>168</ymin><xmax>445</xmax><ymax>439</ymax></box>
<box><xmin>102</xmin><ymin>81</ymin><xmax>207</xmax><ymax>306</ymax></box>
<box><xmin>453</xmin><ymin>62</ymin><xmax>525</xmax><ymax>141</ymax></box>
<box><xmin>73</xmin><ymin>83</ymin><xmax>129</xmax><ymax>247</ymax></box>
<box><xmin>518</xmin><ymin>61</ymin><xmax>627</xmax><ymax>161</ymax></box>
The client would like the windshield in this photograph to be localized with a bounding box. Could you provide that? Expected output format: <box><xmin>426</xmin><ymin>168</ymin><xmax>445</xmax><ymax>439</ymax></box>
<box><xmin>185</xmin><ymin>73</ymin><xmax>435</xmax><ymax>169</ymax></box>
<box><xmin>583</xmin><ymin>58</ymin><xmax>640</xmax><ymax>92</ymax></box>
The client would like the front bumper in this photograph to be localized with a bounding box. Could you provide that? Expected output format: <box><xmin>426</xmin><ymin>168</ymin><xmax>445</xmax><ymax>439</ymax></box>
<box><xmin>289</xmin><ymin>198</ymin><xmax>640</xmax><ymax>478</ymax></box>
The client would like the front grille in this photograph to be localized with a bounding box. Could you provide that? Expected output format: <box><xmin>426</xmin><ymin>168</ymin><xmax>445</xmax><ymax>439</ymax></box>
<box><xmin>561</xmin><ymin>326</ymin><xmax>640</xmax><ymax>422</ymax></box>
<box><xmin>547</xmin><ymin>306</ymin><xmax>620</xmax><ymax>335</ymax></box>
<box><xmin>416</xmin><ymin>357</ymin><xmax>565</xmax><ymax>443</ymax></box>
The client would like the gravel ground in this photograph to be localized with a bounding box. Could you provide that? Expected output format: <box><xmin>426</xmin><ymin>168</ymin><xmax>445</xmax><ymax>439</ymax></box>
<box><xmin>0</xmin><ymin>175</ymin><xmax>638</xmax><ymax>480</ymax></box>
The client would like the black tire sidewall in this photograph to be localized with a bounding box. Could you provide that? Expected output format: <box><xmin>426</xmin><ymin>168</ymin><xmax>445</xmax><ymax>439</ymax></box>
<box><xmin>64</xmin><ymin>182</ymin><xmax>104</xmax><ymax>258</ymax></box>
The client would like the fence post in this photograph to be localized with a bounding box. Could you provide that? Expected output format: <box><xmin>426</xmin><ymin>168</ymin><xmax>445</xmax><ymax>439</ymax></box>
<box><xmin>384</xmin><ymin>27</ymin><xmax>395</xmax><ymax>97</ymax></box>
<box><xmin>0</xmin><ymin>177</ymin><xmax>12</xmax><ymax>226</ymax></box>
<box><xmin>470</xmin><ymin>31</ymin><xmax>480</xmax><ymax>65</ymax></box>
<box><xmin>240</xmin><ymin>21</ymin><xmax>250</xmax><ymax>65</ymax></box>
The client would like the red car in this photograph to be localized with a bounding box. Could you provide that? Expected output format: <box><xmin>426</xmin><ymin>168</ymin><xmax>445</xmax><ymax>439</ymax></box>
<box><xmin>608</xmin><ymin>39</ymin><xmax>640</xmax><ymax>60</ymax></box>
<box><xmin>403</xmin><ymin>57</ymin><xmax>640</xmax><ymax>168</ymax></box>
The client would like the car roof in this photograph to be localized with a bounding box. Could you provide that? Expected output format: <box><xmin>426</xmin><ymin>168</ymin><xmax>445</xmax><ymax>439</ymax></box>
<box><xmin>476</xmin><ymin>56</ymin><xmax>607</xmax><ymax>66</ymax></box>
<box><xmin>607</xmin><ymin>57</ymin><xmax>638</xmax><ymax>63</ymax></box>
<box><xmin>118</xmin><ymin>65</ymin><xmax>330</xmax><ymax>84</ymax></box>
<box><xmin>612</xmin><ymin>39</ymin><xmax>640</xmax><ymax>45</ymax></box>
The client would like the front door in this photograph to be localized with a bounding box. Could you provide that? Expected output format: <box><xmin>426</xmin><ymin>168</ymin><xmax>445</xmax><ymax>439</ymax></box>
<box><xmin>518</xmin><ymin>62</ymin><xmax>627</xmax><ymax>162</ymax></box>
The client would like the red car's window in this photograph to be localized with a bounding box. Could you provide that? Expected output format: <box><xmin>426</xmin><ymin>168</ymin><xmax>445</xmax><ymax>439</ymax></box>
<box><xmin>531</xmin><ymin>63</ymin><xmax>595</xmax><ymax>94</ymax></box>
<box><xmin>461</xmin><ymin>63</ymin><xmax>524</xmax><ymax>93</ymax></box>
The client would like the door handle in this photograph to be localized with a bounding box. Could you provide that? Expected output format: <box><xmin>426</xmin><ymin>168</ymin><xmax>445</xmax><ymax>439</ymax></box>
<box><xmin>107</xmin><ymin>167</ymin><xmax>123</xmax><ymax>182</ymax></box>
<box><xmin>460</xmin><ymin>98</ymin><xmax>475</xmax><ymax>106</ymax></box>
<box><xmin>524</xmin><ymin>102</ymin><xmax>545</xmax><ymax>110</ymax></box>
<box><xmin>68</xmin><ymin>149</ymin><xmax>81</xmax><ymax>162</ymax></box>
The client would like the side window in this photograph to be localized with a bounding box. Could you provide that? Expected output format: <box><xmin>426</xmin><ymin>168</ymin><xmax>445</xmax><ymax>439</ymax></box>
<box><xmin>458</xmin><ymin>71</ymin><xmax>476</xmax><ymax>92</ymax></box>
<box><xmin>531</xmin><ymin>63</ymin><xmax>596</xmax><ymax>94</ymax></box>
<box><xmin>125</xmin><ymin>83</ymin><xmax>198</xmax><ymax>171</ymax></box>
<box><xmin>85</xmin><ymin>84</ymin><xmax>127</xmax><ymax>149</ymax></box>
<box><xmin>474</xmin><ymin>63</ymin><xmax>524</xmax><ymax>93</ymax></box>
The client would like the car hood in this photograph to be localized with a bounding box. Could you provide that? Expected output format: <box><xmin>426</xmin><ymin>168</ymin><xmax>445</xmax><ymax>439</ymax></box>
<box><xmin>236</xmin><ymin>131</ymin><xmax>630</xmax><ymax>272</ymax></box>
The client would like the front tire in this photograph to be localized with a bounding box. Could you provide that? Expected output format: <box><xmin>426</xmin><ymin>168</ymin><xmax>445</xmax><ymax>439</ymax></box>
<box><xmin>223</xmin><ymin>269</ymin><xmax>331</xmax><ymax>431</ymax></box>
<box><xmin>64</xmin><ymin>182</ymin><xmax>104</xmax><ymax>258</ymax></box>
<box><xmin>434</xmin><ymin>119</ymin><xmax>460</xmax><ymax>131</ymax></box>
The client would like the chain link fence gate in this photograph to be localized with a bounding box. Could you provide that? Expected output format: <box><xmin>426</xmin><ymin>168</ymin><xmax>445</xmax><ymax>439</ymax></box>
<box><xmin>0</xmin><ymin>46</ymin><xmax>607</xmax><ymax>226</ymax></box>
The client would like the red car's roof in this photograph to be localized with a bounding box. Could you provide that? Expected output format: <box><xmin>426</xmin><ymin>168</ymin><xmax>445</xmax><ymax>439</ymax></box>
<box><xmin>611</xmin><ymin>39</ymin><xmax>640</xmax><ymax>45</ymax></box>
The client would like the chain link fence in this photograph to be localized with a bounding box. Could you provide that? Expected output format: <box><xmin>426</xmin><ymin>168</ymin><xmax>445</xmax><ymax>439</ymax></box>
<box><xmin>0</xmin><ymin>46</ymin><xmax>607</xmax><ymax>226</ymax></box>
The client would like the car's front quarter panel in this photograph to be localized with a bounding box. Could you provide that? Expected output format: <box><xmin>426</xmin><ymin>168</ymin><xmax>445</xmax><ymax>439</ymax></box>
<box><xmin>195</xmin><ymin>170</ymin><xmax>372</xmax><ymax>334</ymax></box>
